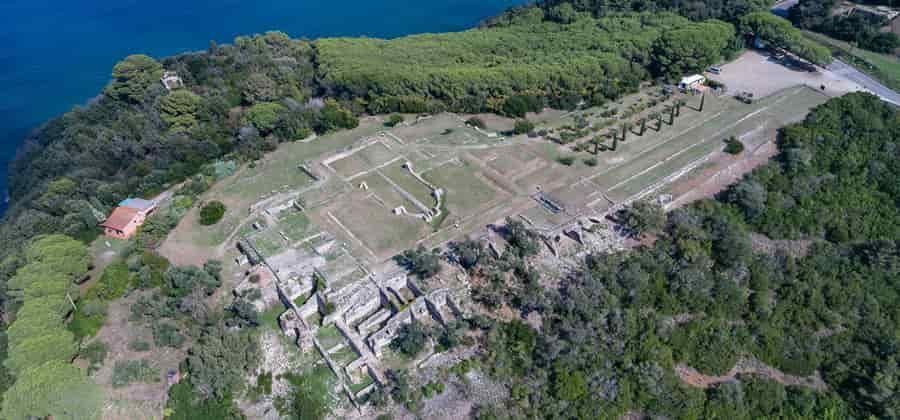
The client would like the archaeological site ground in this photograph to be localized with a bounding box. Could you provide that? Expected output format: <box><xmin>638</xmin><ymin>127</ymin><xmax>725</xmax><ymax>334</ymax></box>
<box><xmin>157</xmin><ymin>78</ymin><xmax>830</xmax><ymax>413</ymax></box>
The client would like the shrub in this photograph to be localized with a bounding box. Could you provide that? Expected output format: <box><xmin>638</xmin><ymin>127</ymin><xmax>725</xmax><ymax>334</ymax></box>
<box><xmin>280</xmin><ymin>366</ymin><xmax>336</xmax><ymax>420</ymax></box>
<box><xmin>583</xmin><ymin>157</ymin><xmax>598</xmax><ymax>167</ymax></box>
<box><xmin>465</xmin><ymin>117</ymin><xmax>486</xmax><ymax>129</ymax></box>
<box><xmin>87</xmin><ymin>262</ymin><xmax>132</xmax><ymax>301</ymax></box>
<box><xmin>513</xmin><ymin>119</ymin><xmax>535</xmax><ymax>135</ymax></box>
<box><xmin>394</xmin><ymin>246</ymin><xmax>443</xmax><ymax>279</ymax></box>
<box><xmin>249</xmin><ymin>371</ymin><xmax>273</xmax><ymax>402</ymax></box>
<box><xmin>166</xmin><ymin>380</ymin><xmax>243</xmax><ymax>420</ymax></box>
<box><xmin>152</xmin><ymin>322</ymin><xmax>185</xmax><ymax>348</ymax></box>
<box><xmin>705</xmin><ymin>79</ymin><xmax>724</xmax><ymax>89</ymax></box>
<box><xmin>324</xmin><ymin>301</ymin><xmax>337</xmax><ymax>315</ymax></box>
<box><xmin>723</xmin><ymin>136</ymin><xmax>744</xmax><ymax>155</ymax></box>
<box><xmin>199</xmin><ymin>201</ymin><xmax>226</xmax><ymax>225</ymax></box>
<box><xmin>80</xmin><ymin>340</ymin><xmax>109</xmax><ymax>373</ymax></box>
<box><xmin>129</xmin><ymin>339</ymin><xmax>151</xmax><ymax>352</ymax></box>
<box><xmin>385</xmin><ymin>114</ymin><xmax>404</xmax><ymax>127</ymax></box>
<box><xmin>244</xmin><ymin>102</ymin><xmax>286</xmax><ymax>134</ymax></box>
<box><xmin>619</xmin><ymin>200</ymin><xmax>666</xmax><ymax>238</ymax></box>
<box><xmin>68</xmin><ymin>300</ymin><xmax>108</xmax><ymax>339</ymax></box>
<box><xmin>421</xmin><ymin>381</ymin><xmax>446</xmax><ymax>398</ymax></box>
<box><xmin>111</xmin><ymin>359</ymin><xmax>159</xmax><ymax>388</ymax></box>
<box><xmin>314</xmin><ymin>100</ymin><xmax>359</xmax><ymax>133</ymax></box>
<box><xmin>557</xmin><ymin>155</ymin><xmax>575</xmax><ymax>166</ymax></box>
<box><xmin>391</xmin><ymin>321</ymin><xmax>431</xmax><ymax>357</ymax></box>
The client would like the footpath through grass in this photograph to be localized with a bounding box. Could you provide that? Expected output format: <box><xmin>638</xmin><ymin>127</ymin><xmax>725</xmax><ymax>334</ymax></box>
<box><xmin>803</xmin><ymin>30</ymin><xmax>900</xmax><ymax>91</ymax></box>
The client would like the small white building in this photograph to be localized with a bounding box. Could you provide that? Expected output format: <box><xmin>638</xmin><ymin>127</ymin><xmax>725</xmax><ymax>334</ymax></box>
<box><xmin>678</xmin><ymin>74</ymin><xmax>706</xmax><ymax>91</ymax></box>
<box><xmin>160</xmin><ymin>71</ymin><xmax>184</xmax><ymax>90</ymax></box>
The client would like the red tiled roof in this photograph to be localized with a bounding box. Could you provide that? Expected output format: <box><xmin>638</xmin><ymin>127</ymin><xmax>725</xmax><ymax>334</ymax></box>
<box><xmin>100</xmin><ymin>207</ymin><xmax>140</xmax><ymax>231</ymax></box>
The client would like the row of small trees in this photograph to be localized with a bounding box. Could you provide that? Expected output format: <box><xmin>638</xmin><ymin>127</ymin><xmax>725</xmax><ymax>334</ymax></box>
<box><xmin>584</xmin><ymin>94</ymin><xmax>701</xmax><ymax>155</ymax></box>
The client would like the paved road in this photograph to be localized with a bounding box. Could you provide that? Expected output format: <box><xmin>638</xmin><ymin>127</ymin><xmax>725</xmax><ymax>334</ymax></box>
<box><xmin>768</xmin><ymin>0</ymin><xmax>900</xmax><ymax>106</ymax></box>
<box><xmin>827</xmin><ymin>60</ymin><xmax>900</xmax><ymax>105</ymax></box>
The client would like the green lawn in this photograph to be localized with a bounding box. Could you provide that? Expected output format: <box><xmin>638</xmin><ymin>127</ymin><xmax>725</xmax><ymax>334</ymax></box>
<box><xmin>381</xmin><ymin>163</ymin><xmax>436</xmax><ymax>209</ymax></box>
<box><xmin>423</xmin><ymin>159</ymin><xmax>500</xmax><ymax>220</ymax></box>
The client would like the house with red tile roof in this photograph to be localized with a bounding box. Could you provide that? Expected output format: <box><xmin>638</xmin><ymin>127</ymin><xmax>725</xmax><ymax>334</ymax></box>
<box><xmin>100</xmin><ymin>198</ymin><xmax>157</xmax><ymax>239</ymax></box>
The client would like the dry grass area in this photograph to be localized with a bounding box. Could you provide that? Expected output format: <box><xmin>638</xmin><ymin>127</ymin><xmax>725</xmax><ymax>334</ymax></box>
<box><xmin>91</xmin><ymin>291</ymin><xmax>187</xmax><ymax>420</ymax></box>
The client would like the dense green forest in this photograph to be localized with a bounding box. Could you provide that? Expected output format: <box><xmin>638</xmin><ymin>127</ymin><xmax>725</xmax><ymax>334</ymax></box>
<box><xmin>440</xmin><ymin>93</ymin><xmax>897</xmax><ymax>419</ymax></box>
<box><xmin>533</xmin><ymin>0</ymin><xmax>772</xmax><ymax>22</ymax></box>
<box><xmin>789</xmin><ymin>0</ymin><xmax>900</xmax><ymax>53</ymax></box>
<box><xmin>318</xmin><ymin>12</ymin><xmax>735</xmax><ymax>113</ymax></box>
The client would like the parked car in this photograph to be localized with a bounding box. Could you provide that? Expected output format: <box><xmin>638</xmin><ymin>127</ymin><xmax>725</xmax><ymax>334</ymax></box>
<box><xmin>707</xmin><ymin>66</ymin><xmax>722</xmax><ymax>74</ymax></box>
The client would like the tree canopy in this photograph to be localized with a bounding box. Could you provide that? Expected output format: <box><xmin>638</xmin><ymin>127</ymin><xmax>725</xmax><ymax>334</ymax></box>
<box><xmin>318</xmin><ymin>13</ymin><xmax>735</xmax><ymax>114</ymax></box>
<box><xmin>739</xmin><ymin>12</ymin><xmax>832</xmax><ymax>65</ymax></box>
<box><xmin>2</xmin><ymin>236</ymin><xmax>102</xmax><ymax>419</ymax></box>
<box><xmin>158</xmin><ymin>89</ymin><xmax>204</xmax><ymax>134</ymax></box>
<box><xmin>2</xmin><ymin>360</ymin><xmax>104</xmax><ymax>420</ymax></box>
<box><xmin>107</xmin><ymin>54</ymin><xmax>164</xmax><ymax>103</ymax></box>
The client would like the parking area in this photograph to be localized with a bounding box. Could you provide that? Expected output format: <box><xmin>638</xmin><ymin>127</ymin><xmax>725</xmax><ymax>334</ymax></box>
<box><xmin>708</xmin><ymin>50</ymin><xmax>864</xmax><ymax>98</ymax></box>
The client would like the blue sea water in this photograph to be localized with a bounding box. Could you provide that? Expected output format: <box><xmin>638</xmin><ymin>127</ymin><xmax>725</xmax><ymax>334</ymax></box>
<box><xmin>0</xmin><ymin>0</ymin><xmax>525</xmax><ymax>216</ymax></box>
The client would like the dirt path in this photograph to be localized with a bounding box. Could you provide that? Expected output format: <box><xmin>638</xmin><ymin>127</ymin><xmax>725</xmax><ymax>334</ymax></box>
<box><xmin>675</xmin><ymin>356</ymin><xmax>828</xmax><ymax>390</ymax></box>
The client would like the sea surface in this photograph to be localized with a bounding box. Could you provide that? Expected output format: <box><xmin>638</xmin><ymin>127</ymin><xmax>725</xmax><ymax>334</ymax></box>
<box><xmin>0</xmin><ymin>0</ymin><xmax>525</xmax><ymax>216</ymax></box>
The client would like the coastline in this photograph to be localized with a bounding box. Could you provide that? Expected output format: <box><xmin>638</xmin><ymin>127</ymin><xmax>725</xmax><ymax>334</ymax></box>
<box><xmin>0</xmin><ymin>0</ymin><xmax>525</xmax><ymax>219</ymax></box>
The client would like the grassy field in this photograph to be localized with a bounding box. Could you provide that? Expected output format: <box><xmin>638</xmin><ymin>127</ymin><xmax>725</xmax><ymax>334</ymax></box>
<box><xmin>593</xmin><ymin>87</ymin><xmax>792</xmax><ymax>192</ymax></box>
<box><xmin>330</xmin><ymin>197</ymin><xmax>427</xmax><ymax>259</ymax></box>
<box><xmin>423</xmin><ymin>159</ymin><xmax>501</xmax><ymax>220</ymax></box>
<box><xmin>604</xmin><ymin>86</ymin><xmax>828</xmax><ymax>202</ymax></box>
<box><xmin>174</xmin><ymin>119</ymin><xmax>385</xmax><ymax>247</ymax></box>
<box><xmin>330</xmin><ymin>141</ymin><xmax>400</xmax><ymax>179</ymax></box>
<box><xmin>248</xmin><ymin>228</ymin><xmax>287</xmax><ymax>258</ymax></box>
<box><xmin>358</xmin><ymin>142</ymin><xmax>397</xmax><ymax>166</ymax></box>
<box><xmin>393</xmin><ymin>113</ymin><xmax>499</xmax><ymax>146</ymax></box>
<box><xmin>349</xmin><ymin>372</ymin><xmax>375</xmax><ymax>394</ymax></box>
<box><xmin>356</xmin><ymin>173</ymin><xmax>417</xmax><ymax>210</ymax></box>
<box><xmin>380</xmin><ymin>163</ymin><xmax>436</xmax><ymax>209</ymax></box>
<box><xmin>803</xmin><ymin>30</ymin><xmax>900</xmax><ymax>91</ymax></box>
<box><xmin>277</xmin><ymin>210</ymin><xmax>313</xmax><ymax>242</ymax></box>
<box><xmin>330</xmin><ymin>153</ymin><xmax>370</xmax><ymax>179</ymax></box>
